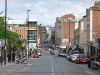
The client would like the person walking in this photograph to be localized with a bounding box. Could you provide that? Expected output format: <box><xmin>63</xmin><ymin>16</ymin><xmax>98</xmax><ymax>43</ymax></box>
<box><xmin>7</xmin><ymin>53</ymin><xmax>11</xmax><ymax>63</ymax></box>
<box><xmin>12</xmin><ymin>53</ymin><xmax>15</xmax><ymax>63</ymax></box>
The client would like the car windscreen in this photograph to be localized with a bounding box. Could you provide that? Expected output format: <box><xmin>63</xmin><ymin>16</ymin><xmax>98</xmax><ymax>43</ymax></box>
<box><xmin>79</xmin><ymin>54</ymin><xmax>87</xmax><ymax>58</ymax></box>
<box><xmin>59</xmin><ymin>48</ymin><xmax>64</xmax><ymax>50</ymax></box>
<box><xmin>59</xmin><ymin>48</ymin><xmax>66</xmax><ymax>53</ymax></box>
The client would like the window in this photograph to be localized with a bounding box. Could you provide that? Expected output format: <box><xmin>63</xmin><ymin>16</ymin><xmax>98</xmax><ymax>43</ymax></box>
<box><xmin>29</xmin><ymin>41</ymin><xmax>36</xmax><ymax>43</ymax></box>
<box><xmin>64</xmin><ymin>19</ymin><xmax>69</xmax><ymax>22</ymax></box>
<box><xmin>27</xmin><ymin>30</ymin><xmax>36</xmax><ymax>40</ymax></box>
<box><xmin>57</xmin><ymin>17</ymin><xmax>62</xmax><ymax>23</ymax></box>
<box><xmin>58</xmin><ymin>25</ymin><xmax>61</xmax><ymax>29</ymax></box>
<box><xmin>19</xmin><ymin>35</ymin><xmax>21</xmax><ymax>38</ymax></box>
<box><xmin>29</xmin><ymin>36</ymin><xmax>36</xmax><ymax>40</ymax></box>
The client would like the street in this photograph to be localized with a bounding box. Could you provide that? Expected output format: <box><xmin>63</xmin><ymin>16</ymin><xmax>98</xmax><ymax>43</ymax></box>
<box><xmin>0</xmin><ymin>50</ymin><xmax>99</xmax><ymax>75</ymax></box>
<box><xmin>0</xmin><ymin>1</ymin><xmax>100</xmax><ymax>75</ymax></box>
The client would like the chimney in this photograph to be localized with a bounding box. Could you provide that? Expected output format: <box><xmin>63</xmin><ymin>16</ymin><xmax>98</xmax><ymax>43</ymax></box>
<box><xmin>94</xmin><ymin>1</ymin><xmax>100</xmax><ymax>7</ymax></box>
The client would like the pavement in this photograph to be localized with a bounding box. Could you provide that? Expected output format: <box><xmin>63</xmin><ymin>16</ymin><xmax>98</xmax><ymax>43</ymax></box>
<box><xmin>0</xmin><ymin>62</ymin><xmax>14</xmax><ymax>68</ymax></box>
<box><xmin>0</xmin><ymin>50</ymin><xmax>99</xmax><ymax>75</ymax></box>
<box><xmin>0</xmin><ymin>61</ymin><xmax>28</xmax><ymax>75</ymax></box>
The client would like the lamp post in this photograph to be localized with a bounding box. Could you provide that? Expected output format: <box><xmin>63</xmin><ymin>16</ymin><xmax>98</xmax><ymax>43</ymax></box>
<box><xmin>4</xmin><ymin>0</ymin><xmax>7</xmax><ymax>65</ymax></box>
<box><xmin>27</xmin><ymin>10</ymin><xmax>30</xmax><ymax>58</ymax></box>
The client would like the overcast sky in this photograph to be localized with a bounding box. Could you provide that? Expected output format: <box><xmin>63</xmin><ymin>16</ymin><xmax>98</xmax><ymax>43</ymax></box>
<box><xmin>0</xmin><ymin>0</ymin><xmax>98</xmax><ymax>26</ymax></box>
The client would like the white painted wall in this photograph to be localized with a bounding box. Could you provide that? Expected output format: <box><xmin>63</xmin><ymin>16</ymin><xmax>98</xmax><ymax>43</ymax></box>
<box><xmin>46</xmin><ymin>26</ymin><xmax>51</xmax><ymax>41</ymax></box>
<box><xmin>0</xmin><ymin>40</ymin><xmax>5</xmax><ymax>47</ymax></box>
<box><xmin>90</xmin><ymin>10</ymin><xmax>93</xmax><ymax>41</ymax></box>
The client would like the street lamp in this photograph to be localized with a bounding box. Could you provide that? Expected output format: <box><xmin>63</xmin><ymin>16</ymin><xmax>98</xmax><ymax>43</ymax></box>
<box><xmin>4</xmin><ymin>0</ymin><xmax>7</xmax><ymax>65</ymax></box>
<box><xmin>27</xmin><ymin>10</ymin><xmax>30</xmax><ymax>58</ymax></box>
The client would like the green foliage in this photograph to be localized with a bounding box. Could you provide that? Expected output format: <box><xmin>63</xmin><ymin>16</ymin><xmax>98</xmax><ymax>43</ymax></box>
<box><xmin>0</xmin><ymin>17</ymin><xmax>19</xmax><ymax>50</ymax></box>
<box><xmin>7</xmin><ymin>31</ymin><xmax>19</xmax><ymax>45</ymax></box>
<box><xmin>0</xmin><ymin>17</ymin><xmax>5</xmax><ymax>39</ymax></box>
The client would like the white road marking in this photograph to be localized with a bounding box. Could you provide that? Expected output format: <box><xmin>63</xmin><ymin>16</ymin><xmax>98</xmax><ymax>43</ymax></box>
<box><xmin>7</xmin><ymin>70</ymin><xmax>16</xmax><ymax>72</ymax></box>
<box><xmin>85</xmin><ymin>71</ymin><xmax>97</xmax><ymax>75</ymax></box>
<box><xmin>19</xmin><ymin>65</ymin><xmax>30</xmax><ymax>71</ymax></box>
<box><xmin>51</xmin><ymin>56</ymin><xmax>54</xmax><ymax>75</ymax></box>
<box><xmin>27</xmin><ymin>64</ymin><xmax>32</xmax><ymax>66</ymax></box>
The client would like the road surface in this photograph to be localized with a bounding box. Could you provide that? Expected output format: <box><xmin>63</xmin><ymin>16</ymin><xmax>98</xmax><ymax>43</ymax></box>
<box><xmin>0</xmin><ymin>50</ymin><xmax>99</xmax><ymax>75</ymax></box>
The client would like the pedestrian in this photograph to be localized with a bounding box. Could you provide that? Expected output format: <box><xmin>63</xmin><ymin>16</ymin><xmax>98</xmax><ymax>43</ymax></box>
<box><xmin>69</xmin><ymin>47</ymin><xmax>72</xmax><ymax>50</ymax></box>
<box><xmin>87</xmin><ymin>57</ymin><xmax>91</xmax><ymax>68</ymax></box>
<box><xmin>29</xmin><ymin>52</ymin><xmax>31</xmax><ymax>57</ymax></box>
<box><xmin>7</xmin><ymin>53</ymin><xmax>11</xmax><ymax>63</ymax></box>
<box><xmin>12</xmin><ymin>53</ymin><xmax>15</xmax><ymax>63</ymax></box>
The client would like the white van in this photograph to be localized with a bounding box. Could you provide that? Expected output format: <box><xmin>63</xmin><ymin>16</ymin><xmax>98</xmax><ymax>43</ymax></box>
<box><xmin>58</xmin><ymin>46</ymin><xmax>67</xmax><ymax>57</ymax></box>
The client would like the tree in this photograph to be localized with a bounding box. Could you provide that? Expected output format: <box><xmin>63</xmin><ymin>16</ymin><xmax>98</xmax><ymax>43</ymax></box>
<box><xmin>0</xmin><ymin>17</ymin><xmax>5</xmax><ymax>39</ymax></box>
<box><xmin>0</xmin><ymin>17</ymin><xmax>19</xmax><ymax>52</ymax></box>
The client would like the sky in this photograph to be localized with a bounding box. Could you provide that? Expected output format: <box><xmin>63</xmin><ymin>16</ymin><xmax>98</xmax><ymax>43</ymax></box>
<box><xmin>0</xmin><ymin>0</ymin><xmax>98</xmax><ymax>26</ymax></box>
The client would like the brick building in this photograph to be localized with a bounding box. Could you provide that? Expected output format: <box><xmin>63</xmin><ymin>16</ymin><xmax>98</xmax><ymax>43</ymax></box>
<box><xmin>55</xmin><ymin>14</ymin><xmax>75</xmax><ymax>46</ymax></box>
<box><xmin>7</xmin><ymin>20</ymin><xmax>38</xmax><ymax>50</ymax></box>
<box><xmin>79</xmin><ymin>1</ymin><xmax>100</xmax><ymax>55</ymax></box>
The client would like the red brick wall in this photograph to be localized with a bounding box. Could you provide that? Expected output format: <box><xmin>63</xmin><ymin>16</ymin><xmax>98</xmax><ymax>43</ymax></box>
<box><xmin>61</xmin><ymin>14</ymin><xmax>75</xmax><ymax>41</ymax></box>
<box><xmin>92</xmin><ymin>7</ymin><xmax>100</xmax><ymax>39</ymax></box>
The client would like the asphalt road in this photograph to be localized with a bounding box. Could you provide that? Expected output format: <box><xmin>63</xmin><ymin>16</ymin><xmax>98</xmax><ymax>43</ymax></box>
<box><xmin>1</xmin><ymin>50</ymin><xmax>99</xmax><ymax>75</ymax></box>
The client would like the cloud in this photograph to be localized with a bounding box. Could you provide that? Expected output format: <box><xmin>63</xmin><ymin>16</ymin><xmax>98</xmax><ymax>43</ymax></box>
<box><xmin>0</xmin><ymin>0</ymin><xmax>97</xmax><ymax>26</ymax></box>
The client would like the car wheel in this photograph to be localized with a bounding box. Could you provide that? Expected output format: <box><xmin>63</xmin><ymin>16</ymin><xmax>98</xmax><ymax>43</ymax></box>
<box><xmin>58</xmin><ymin>54</ymin><xmax>61</xmax><ymax>56</ymax></box>
<box><xmin>91</xmin><ymin>64</ymin><xmax>99</xmax><ymax>70</ymax></box>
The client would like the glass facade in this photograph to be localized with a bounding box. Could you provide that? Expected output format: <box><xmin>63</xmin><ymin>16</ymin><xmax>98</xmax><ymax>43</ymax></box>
<box><xmin>28</xmin><ymin>30</ymin><xmax>36</xmax><ymax>42</ymax></box>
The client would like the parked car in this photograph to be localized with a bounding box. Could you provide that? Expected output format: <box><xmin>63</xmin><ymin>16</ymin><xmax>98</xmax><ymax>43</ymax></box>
<box><xmin>33</xmin><ymin>53</ymin><xmax>39</xmax><ymax>58</ymax></box>
<box><xmin>38</xmin><ymin>51</ymin><xmax>42</xmax><ymax>56</ymax></box>
<box><xmin>32</xmin><ymin>50</ymin><xmax>39</xmax><ymax>58</ymax></box>
<box><xmin>75</xmin><ymin>54</ymin><xmax>89</xmax><ymax>64</ymax></box>
<box><xmin>71</xmin><ymin>54</ymin><xmax>80</xmax><ymax>62</ymax></box>
<box><xmin>58</xmin><ymin>48</ymin><xmax>66</xmax><ymax>57</ymax></box>
<box><xmin>36</xmin><ymin>48</ymin><xmax>42</xmax><ymax>56</ymax></box>
<box><xmin>67</xmin><ymin>50</ymin><xmax>79</xmax><ymax>61</ymax></box>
